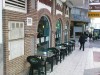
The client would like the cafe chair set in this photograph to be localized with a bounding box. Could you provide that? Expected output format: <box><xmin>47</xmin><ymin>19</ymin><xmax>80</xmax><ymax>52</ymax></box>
<box><xmin>27</xmin><ymin>40</ymin><xmax>75</xmax><ymax>75</ymax></box>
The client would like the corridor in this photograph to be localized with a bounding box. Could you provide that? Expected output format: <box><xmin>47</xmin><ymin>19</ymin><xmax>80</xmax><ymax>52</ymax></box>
<box><xmin>48</xmin><ymin>40</ymin><xmax>100</xmax><ymax>75</ymax></box>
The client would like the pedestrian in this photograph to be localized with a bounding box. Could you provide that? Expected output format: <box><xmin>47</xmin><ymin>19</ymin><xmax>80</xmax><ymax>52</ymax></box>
<box><xmin>89</xmin><ymin>33</ymin><xmax>92</xmax><ymax>40</ymax></box>
<box><xmin>79</xmin><ymin>33</ymin><xmax>86</xmax><ymax>51</ymax></box>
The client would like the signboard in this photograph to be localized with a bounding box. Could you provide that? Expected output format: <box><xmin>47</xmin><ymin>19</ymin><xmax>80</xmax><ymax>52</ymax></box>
<box><xmin>89</xmin><ymin>0</ymin><xmax>100</xmax><ymax>3</ymax></box>
<box><xmin>89</xmin><ymin>0</ymin><xmax>100</xmax><ymax>18</ymax></box>
<box><xmin>89</xmin><ymin>5</ymin><xmax>100</xmax><ymax>10</ymax></box>
<box><xmin>27</xmin><ymin>17</ymin><xmax>32</xmax><ymax>26</ymax></box>
<box><xmin>88</xmin><ymin>12</ymin><xmax>100</xmax><ymax>18</ymax></box>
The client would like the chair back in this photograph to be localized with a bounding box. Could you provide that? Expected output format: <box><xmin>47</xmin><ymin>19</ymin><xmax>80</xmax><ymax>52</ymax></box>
<box><xmin>27</xmin><ymin>56</ymin><xmax>42</xmax><ymax>69</ymax></box>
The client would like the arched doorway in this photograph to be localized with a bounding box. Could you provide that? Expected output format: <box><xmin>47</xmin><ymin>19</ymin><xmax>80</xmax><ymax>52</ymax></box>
<box><xmin>37</xmin><ymin>16</ymin><xmax>50</xmax><ymax>50</ymax></box>
<box><xmin>55</xmin><ymin>19</ymin><xmax>62</xmax><ymax>46</ymax></box>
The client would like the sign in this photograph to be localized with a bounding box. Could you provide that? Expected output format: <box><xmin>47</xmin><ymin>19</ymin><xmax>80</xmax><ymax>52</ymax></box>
<box><xmin>88</xmin><ymin>12</ymin><xmax>100</xmax><ymax>18</ymax></box>
<box><xmin>89</xmin><ymin>0</ymin><xmax>100</xmax><ymax>3</ymax></box>
<box><xmin>27</xmin><ymin>17</ymin><xmax>32</xmax><ymax>26</ymax></box>
<box><xmin>89</xmin><ymin>5</ymin><xmax>100</xmax><ymax>10</ymax></box>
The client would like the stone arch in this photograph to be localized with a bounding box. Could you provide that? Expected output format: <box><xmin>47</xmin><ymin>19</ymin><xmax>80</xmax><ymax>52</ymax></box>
<box><xmin>37</xmin><ymin>8</ymin><xmax>53</xmax><ymax>29</ymax></box>
<box><xmin>37</xmin><ymin>8</ymin><xmax>53</xmax><ymax>48</ymax></box>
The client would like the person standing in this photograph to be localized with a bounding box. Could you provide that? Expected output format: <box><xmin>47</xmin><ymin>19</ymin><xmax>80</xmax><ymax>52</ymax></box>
<box><xmin>79</xmin><ymin>33</ymin><xmax>86</xmax><ymax>51</ymax></box>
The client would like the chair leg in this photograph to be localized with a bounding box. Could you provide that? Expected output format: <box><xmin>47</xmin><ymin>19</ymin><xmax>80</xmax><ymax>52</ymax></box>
<box><xmin>38</xmin><ymin>68</ymin><xmax>41</xmax><ymax>75</ymax></box>
<box><xmin>60</xmin><ymin>53</ymin><xmax>61</xmax><ymax>63</ymax></box>
<box><xmin>56</xmin><ymin>55</ymin><xmax>58</xmax><ymax>65</ymax></box>
<box><xmin>44</xmin><ymin>62</ymin><xmax>46</xmax><ymax>75</ymax></box>
<box><xmin>51</xmin><ymin>57</ymin><xmax>53</xmax><ymax>72</ymax></box>
<box><xmin>29</xmin><ymin>66</ymin><xmax>33</xmax><ymax>75</ymax></box>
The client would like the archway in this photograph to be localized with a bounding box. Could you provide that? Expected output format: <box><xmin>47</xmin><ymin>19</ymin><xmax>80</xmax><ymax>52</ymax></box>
<box><xmin>37</xmin><ymin>16</ymin><xmax>50</xmax><ymax>50</ymax></box>
<box><xmin>55</xmin><ymin>19</ymin><xmax>62</xmax><ymax>46</ymax></box>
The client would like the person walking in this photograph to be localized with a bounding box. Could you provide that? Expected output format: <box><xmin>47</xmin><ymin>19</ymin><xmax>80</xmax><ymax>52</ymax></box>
<box><xmin>79</xmin><ymin>33</ymin><xmax>86</xmax><ymax>51</ymax></box>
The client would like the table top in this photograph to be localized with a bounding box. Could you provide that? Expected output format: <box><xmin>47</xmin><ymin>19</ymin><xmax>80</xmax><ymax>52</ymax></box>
<box><xmin>36</xmin><ymin>49</ymin><xmax>54</xmax><ymax>59</ymax></box>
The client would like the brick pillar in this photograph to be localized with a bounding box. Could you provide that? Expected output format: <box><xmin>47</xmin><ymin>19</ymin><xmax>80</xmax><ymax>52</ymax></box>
<box><xmin>51</xmin><ymin>0</ymin><xmax>56</xmax><ymax>15</ymax></box>
<box><xmin>51</xmin><ymin>0</ymin><xmax>56</xmax><ymax>47</ymax></box>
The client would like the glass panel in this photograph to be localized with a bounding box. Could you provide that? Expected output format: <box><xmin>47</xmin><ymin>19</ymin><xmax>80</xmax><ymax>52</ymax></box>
<box><xmin>16</xmin><ymin>23</ymin><xmax>19</xmax><ymax>28</ymax></box>
<box><xmin>55</xmin><ymin>20</ymin><xmax>61</xmax><ymax>46</ymax></box>
<box><xmin>12</xmin><ymin>23</ymin><xmax>15</xmax><ymax>29</ymax></box>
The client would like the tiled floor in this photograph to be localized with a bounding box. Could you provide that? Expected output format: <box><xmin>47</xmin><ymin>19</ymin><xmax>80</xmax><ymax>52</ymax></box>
<box><xmin>48</xmin><ymin>40</ymin><xmax>100</xmax><ymax>75</ymax></box>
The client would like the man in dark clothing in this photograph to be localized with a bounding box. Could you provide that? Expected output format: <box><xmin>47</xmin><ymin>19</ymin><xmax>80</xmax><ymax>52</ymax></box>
<box><xmin>89</xmin><ymin>33</ymin><xmax>92</xmax><ymax>40</ymax></box>
<box><xmin>79</xmin><ymin>33</ymin><xmax>86</xmax><ymax>51</ymax></box>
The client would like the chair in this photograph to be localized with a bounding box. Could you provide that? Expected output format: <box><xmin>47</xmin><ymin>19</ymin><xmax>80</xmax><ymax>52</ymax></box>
<box><xmin>56</xmin><ymin>44</ymin><xmax>66</xmax><ymax>62</ymax></box>
<box><xmin>48</xmin><ymin>47</ymin><xmax>59</xmax><ymax>65</ymax></box>
<box><xmin>70</xmin><ymin>40</ymin><xmax>75</xmax><ymax>50</ymax></box>
<box><xmin>27</xmin><ymin>56</ymin><xmax>46</xmax><ymax>75</ymax></box>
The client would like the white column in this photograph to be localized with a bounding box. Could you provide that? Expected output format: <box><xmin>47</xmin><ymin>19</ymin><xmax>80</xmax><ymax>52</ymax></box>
<box><xmin>0</xmin><ymin>0</ymin><xmax>3</xmax><ymax>75</ymax></box>
<box><xmin>0</xmin><ymin>0</ymin><xmax>2</xmax><ymax>44</ymax></box>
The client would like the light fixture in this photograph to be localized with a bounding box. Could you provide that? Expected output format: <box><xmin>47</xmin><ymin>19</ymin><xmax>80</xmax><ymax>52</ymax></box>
<box><xmin>61</xmin><ymin>0</ymin><xmax>66</xmax><ymax>2</ymax></box>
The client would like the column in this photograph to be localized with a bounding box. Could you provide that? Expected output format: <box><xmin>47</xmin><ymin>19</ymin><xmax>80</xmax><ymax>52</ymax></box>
<box><xmin>51</xmin><ymin>0</ymin><xmax>56</xmax><ymax>15</ymax></box>
<box><xmin>0</xmin><ymin>0</ymin><xmax>3</xmax><ymax>75</ymax></box>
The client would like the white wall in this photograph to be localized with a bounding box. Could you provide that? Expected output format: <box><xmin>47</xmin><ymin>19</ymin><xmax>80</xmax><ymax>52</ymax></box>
<box><xmin>37</xmin><ymin>1</ymin><xmax>51</xmax><ymax>13</ymax></box>
<box><xmin>0</xmin><ymin>1</ymin><xmax>3</xmax><ymax>75</ymax></box>
<box><xmin>0</xmin><ymin>0</ymin><xmax>2</xmax><ymax>44</ymax></box>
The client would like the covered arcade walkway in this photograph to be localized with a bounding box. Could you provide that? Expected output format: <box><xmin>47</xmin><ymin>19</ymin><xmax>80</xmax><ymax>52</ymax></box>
<box><xmin>48</xmin><ymin>40</ymin><xmax>100</xmax><ymax>75</ymax></box>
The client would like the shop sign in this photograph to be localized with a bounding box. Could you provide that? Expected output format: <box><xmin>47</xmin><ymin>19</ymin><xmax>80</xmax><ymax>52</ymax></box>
<box><xmin>89</xmin><ymin>0</ymin><xmax>100</xmax><ymax>3</ymax></box>
<box><xmin>27</xmin><ymin>17</ymin><xmax>32</xmax><ymax>26</ymax></box>
<box><xmin>89</xmin><ymin>5</ymin><xmax>100</xmax><ymax>10</ymax></box>
<box><xmin>88</xmin><ymin>12</ymin><xmax>100</xmax><ymax>17</ymax></box>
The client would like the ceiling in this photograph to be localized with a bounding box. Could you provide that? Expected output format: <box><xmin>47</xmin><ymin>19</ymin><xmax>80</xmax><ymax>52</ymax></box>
<box><xmin>67</xmin><ymin>0</ymin><xmax>89</xmax><ymax>9</ymax></box>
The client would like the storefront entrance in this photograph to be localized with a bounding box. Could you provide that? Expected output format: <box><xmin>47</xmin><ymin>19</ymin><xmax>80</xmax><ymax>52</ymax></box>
<box><xmin>37</xmin><ymin>16</ymin><xmax>50</xmax><ymax>50</ymax></box>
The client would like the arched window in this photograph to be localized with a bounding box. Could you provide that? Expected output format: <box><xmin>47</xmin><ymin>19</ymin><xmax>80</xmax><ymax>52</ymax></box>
<box><xmin>37</xmin><ymin>16</ymin><xmax>51</xmax><ymax>50</ymax></box>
